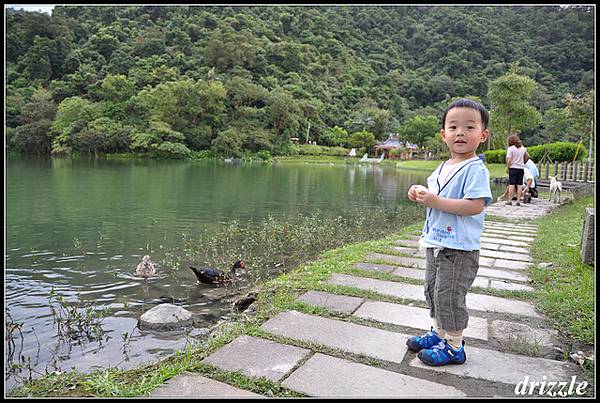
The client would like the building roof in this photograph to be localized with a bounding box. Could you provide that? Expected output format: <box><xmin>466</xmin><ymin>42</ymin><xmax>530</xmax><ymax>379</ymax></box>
<box><xmin>375</xmin><ymin>135</ymin><xmax>402</xmax><ymax>149</ymax></box>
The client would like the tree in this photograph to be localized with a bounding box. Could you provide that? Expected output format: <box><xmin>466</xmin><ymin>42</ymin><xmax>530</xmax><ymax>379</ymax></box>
<box><xmin>348</xmin><ymin>130</ymin><xmax>376</xmax><ymax>153</ymax></box>
<box><xmin>11</xmin><ymin>87</ymin><xmax>57</xmax><ymax>154</ymax></box>
<box><xmin>399</xmin><ymin>115</ymin><xmax>439</xmax><ymax>148</ymax></box>
<box><xmin>542</xmin><ymin>108</ymin><xmax>571</xmax><ymax>143</ymax></box>
<box><xmin>487</xmin><ymin>67</ymin><xmax>542</xmax><ymax>149</ymax></box>
<box><xmin>564</xmin><ymin>90</ymin><xmax>594</xmax><ymax>159</ymax></box>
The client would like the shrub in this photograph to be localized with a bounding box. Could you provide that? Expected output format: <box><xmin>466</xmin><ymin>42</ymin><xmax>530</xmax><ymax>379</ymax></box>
<box><xmin>483</xmin><ymin>149</ymin><xmax>506</xmax><ymax>163</ymax></box>
<box><xmin>291</xmin><ymin>144</ymin><xmax>350</xmax><ymax>156</ymax></box>
<box><xmin>527</xmin><ymin>142</ymin><xmax>587</xmax><ymax>162</ymax></box>
<box><xmin>483</xmin><ymin>141</ymin><xmax>587</xmax><ymax>163</ymax></box>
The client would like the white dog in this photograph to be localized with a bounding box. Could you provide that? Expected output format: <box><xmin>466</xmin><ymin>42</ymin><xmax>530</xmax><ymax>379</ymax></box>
<box><xmin>549</xmin><ymin>176</ymin><xmax>562</xmax><ymax>203</ymax></box>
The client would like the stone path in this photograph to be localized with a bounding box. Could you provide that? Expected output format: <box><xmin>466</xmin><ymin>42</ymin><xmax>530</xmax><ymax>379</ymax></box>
<box><xmin>151</xmin><ymin>200</ymin><xmax>579</xmax><ymax>397</ymax></box>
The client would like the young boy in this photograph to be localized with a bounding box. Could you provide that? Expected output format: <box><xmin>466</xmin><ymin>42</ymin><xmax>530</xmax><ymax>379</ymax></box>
<box><xmin>406</xmin><ymin>99</ymin><xmax>492</xmax><ymax>366</ymax></box>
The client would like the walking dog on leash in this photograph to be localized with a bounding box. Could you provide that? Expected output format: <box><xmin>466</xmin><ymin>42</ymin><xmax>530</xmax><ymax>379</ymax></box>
<box><xmin>549</xmin><ymin>176</ymin><xmax>562</xmax><ymax>203</ymax></box>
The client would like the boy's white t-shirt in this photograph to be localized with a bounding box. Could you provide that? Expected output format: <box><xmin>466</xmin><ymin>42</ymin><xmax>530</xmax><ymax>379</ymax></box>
<box><xmin>418</xmin><ymin>155</ymin><xmax>492</xmax><ymax>252</ymax></box>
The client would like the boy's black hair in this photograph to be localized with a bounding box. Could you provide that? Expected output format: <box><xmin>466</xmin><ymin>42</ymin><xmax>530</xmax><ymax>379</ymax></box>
<box><xmin>441</xmin><ymin>98</ymin><xmax>489</xmax><ymax>129</ymax></box>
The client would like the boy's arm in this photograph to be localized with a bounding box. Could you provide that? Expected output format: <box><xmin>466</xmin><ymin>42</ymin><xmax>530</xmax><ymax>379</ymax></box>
<box><xmin>415</xmin><ymin>192</ymin><xmax>486</xmax><ymax>216</ymax></box>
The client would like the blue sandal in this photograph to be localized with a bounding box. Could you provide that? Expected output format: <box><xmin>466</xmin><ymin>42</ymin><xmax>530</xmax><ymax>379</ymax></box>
<box><xmin>417</xmin><ymin>339</ymin><xmax>466</xmax><ymax>366</ymax></box>
<box><xmin>406</xmin><ymin>327</ymin><xmax>443</xmax><ymax>352</ymax></box>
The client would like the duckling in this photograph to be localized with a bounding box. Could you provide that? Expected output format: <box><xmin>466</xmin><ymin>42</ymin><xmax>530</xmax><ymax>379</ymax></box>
<box><xmin>189</xmin><ymin>260</ymin><xmax>246</xmax><ymax>285</ymax></box>
<box><xmin>136</xmin><ymin>255</ymin><xmax>157</xmax><ymax>278</ymax></box>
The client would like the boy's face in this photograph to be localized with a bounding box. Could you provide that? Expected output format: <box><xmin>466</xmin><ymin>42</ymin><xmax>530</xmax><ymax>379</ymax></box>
<box><xmin>441</xmin><ymin>107</ymin><xmax>489</xmax><ymax>160</ymax></box>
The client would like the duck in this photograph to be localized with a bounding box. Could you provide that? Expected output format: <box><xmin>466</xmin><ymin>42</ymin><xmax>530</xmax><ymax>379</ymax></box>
<box><xmin>136</xmin><ymin>255</ymin><xmax>157</xmax><ymax>278</ymax></box>
<box><xmin>189</xmin><ymin>260</ymin><xmax>246</xmax><ymax>285</ymax></box>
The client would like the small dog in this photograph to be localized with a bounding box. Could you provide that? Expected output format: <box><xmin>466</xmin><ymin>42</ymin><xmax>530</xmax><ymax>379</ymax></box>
<box><xmin>549</xmin><ymin>176</ymin><xmax>562</xmax><ymax>203</ymax></box>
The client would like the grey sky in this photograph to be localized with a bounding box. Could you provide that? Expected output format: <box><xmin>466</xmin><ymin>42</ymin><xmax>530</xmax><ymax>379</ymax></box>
<box><xmin>6</xmin><ymin>4</ymin><xmax>55</xmax><ymax>14</ymax></box>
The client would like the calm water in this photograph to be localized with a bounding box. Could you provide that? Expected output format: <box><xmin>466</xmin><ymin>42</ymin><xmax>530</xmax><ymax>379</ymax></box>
<box><xmin>5</xmin><ymin>155</ymin><xmax>501</xmax><ymax>390</ymax></box>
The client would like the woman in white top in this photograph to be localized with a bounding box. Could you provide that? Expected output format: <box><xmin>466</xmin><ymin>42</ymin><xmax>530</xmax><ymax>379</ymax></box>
<box><xmin>505</xmin><ymin>134</ymin><xmax>528</xmax><ymax>206</ymax></box>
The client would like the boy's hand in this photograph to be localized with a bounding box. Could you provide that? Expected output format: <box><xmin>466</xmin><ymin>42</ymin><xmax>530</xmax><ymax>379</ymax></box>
<box><xmin>408</xmin><ymin>185</ymin><xmax>427</xmax><ymax>202</ymax></box>
<box><xmin>414</xmin><ymin>187</ymin><xmax>438</xmax><ymax>208</ymax></box>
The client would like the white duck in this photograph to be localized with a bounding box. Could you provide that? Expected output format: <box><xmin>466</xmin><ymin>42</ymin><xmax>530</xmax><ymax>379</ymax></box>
<box><xmin>136</xmin><ymin>255</ymin><xmax>157</xmax><ymax>278</ymax></box>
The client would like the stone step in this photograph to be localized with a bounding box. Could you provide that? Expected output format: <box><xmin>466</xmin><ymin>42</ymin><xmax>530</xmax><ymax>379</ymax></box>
<box><xmin>353</xmin><ymin>301</ymin><xmax>489</xmax><ymax>341</ymax></box>
<box><xmin>282</xmin><ymin>353</ymin><xmax>465</xmax><ymax>397</ymax></box>
<box><xmin>480</xmin><ymin>237</ymin><xmax>531</xmax><ymax>247</ymax></box>
<box><xmin>260</xmin><ymin>310</ymin><xmax>408</xmax><ymax>364</ymax></box>
<box><xmin>388</xmin><ymin>265</ymin><xmax>533</xmax><ymax>292</ymax></box>
<box><xmin>328</xmin><ymin>273</ymin><xmax>541</xmax><ymax>318</ymax></box>
<box><xmin>355</xmin><ymin>263</ymin><xmax>532</xmax><ymax>292</ymax></box>
<box><xmin>482</xmin><ymin>233</ymin><xmax>534</xmax><ymax>243</ymax></box>
<box><xmin>151</xmin><ymin>373</ymin><xmax>264</xmax><ymax>397</ymax></box>
<box><xmin>484</xmin><ymin>223</ymin><xmax>538</xmax><ymax>231</ymax></box>
<box><xmin>202</xmin><ymin>335</ymin><xmax>311</xmax><ymax>382</ymax></box>
<box><xmin>297</xmin><ymin>290</ymin><xmax>363</xmax><ymax>314</ymax></box>
<box><xmin>490</xmin><ymin>320</ymin><xmax>558</xmax><ymax>348</ymax></box>
<box><xmin>368</xmin><ymin>252</ymin><xmax>531</xmax><ymax>271</ymax></box>
<box><xmin>395</xmin><ymin>239</ymin><xmax>420</xmax><ymax>248</ymax></box>
<box><xmin>484</xmin><ymin>229</ymin><xmax>537</xmax><ymax>238</ymax></box>
<box><xmin>479</xmin><ymin>249</ymin><xmax>532</xmax><ymax>262</ymax></box>
<box><xmin>409</xmin><ymin>345</ymin><xmax>573</xmax><ymax>386</ymax></box>
<box><xmin>393</xmin><ymin>243</ymin><xmax>533</xmax><ymax>258</ymax></box>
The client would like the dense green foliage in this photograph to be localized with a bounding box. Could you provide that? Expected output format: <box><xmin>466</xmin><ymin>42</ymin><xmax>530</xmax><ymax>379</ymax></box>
<box><xmin>5</xmin><ymin>5</ymin><xmax>594</xmax><ymax>158</ymax></box>
<box><xmin>483</xmin><ymin>141</ymin><xmax>588</xmax><ymax>163</ymax></box>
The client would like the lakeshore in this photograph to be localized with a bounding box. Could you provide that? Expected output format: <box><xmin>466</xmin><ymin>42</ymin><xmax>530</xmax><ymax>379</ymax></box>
<box><xmin>9</xmin><ymin>194</ymin><xmax>595</xmax><ymax>397</ymax></box>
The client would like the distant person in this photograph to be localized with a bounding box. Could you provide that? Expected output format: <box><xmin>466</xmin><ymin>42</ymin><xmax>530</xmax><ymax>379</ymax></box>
<box><xmin>406</xmin><ymin>99</ymin><xmax>492</xmax><ymax>366</ymax></box>
<box><xmin>505</xmin><ymin>134</ymin><xmax>528</xmax><ymax>206</ymax></box>
<box><xmin>477</xmin><ymin>153</ymin><xmax>485</xmax><ymax>162</ymax></box>
<box><xmin>525</xmin><ymin>158</ymin><xmax>539</xmax><ymax>198</ymax></box>
<box><xmin>520</xmin><ymin>167</ymin><xmax>534</xmax><ymax>203</ymax></box>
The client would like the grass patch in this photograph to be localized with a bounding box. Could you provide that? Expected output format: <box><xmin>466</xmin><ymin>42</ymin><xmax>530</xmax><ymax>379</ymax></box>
<box><xmin>529</xmin><ymin>196</ymin><xmax>594</xmax><ymax>345</ymax></box>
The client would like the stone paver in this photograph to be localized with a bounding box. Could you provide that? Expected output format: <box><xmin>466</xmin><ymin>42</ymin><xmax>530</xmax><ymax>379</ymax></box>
<box><xmin>353</xmin><ymin>301</ymin><xmax>488</xmax><ymax>341</ymax></box>
<box><xmin>493</xmin><ymin>259</ymin><xmax>532</xmax><ymax>271</ymax></box>
<box><xmin>490</xmin><ymin>320</ymin><xmax>558</xmax><ymax>348</ymax></box>
<box><xmin>395</xmin><ymin>239</ymin><xmax>420</xmax><ymax>248</ymax></box>
<box><xmin>480</xmin><ymin>236</ymin><xmax>530</xmax><ymax>247</ymax></box>
<box><xmin>296</xmin><ymin>290</ymin><xmax>363</xmax><ymax>313</ymax></box>
<box><xmin>479</xmin><ymin>249</ymin><xmax>533</xmax><ymax>262</ymax></box>
<box><xmin>202</xmin><ymin>335</ymin><xmax>310</xmax><ymax>382</ymax></box>
<box><xmin>260</xmin><ymin>310</ymin><xmax>408</xmax><ymax>364</ymax></box>
<box><xmin>486</xmin><ymin>198</ymin><xmax>569</xmax><ymax>220</ymax></box>
<box><xmin>392</xmin><ymin>246</ymin><xmax>419</xmax><ymax>255</ymax></box>
<box><xmin>384</xmin><ymin>265</ymin><xmax>532</xmax><ymax>292</ymax></box>
<box><xmin>328</xmin><ymin>273</ymin><xmax>540</xmax><ymax>318</ymax></box>
<box><xmin>481</xmin><ymin>242</ymin><xmax>501</xmax><ymax>250</ymax></box>
<box><xmin>482</xmin><ymin>232</ymin><xmax>534</xmax><ymax>243</ymax></box>
<box><xmin>282</xmin><ymin>353</ymin><xmax>465</xmax><ymax>397</ymax></box>
<box><xmin>354</xmin><ymin>262</ymin><xmax>396</xmax><ymax>273</ymax></box>
<box><xmin>151</xmin><ymin>373</ymin><xmax>264</xmax><ymax>397</ymax></box>
<box><xmin>367</xmin><ymin>253</ymin><xmax>426</xmax><ymax>268</ymax></box>
<box><xmin>409</xmin><ymin>345</ymin><xmax>572</xmax><ymax>385</ymax></box>
<box><xmin>476</xmin><ymin>267</ymin><xmax>529</xmax><ymax>282</ymax></box>
<box><xmin>498</xmin><ymin>245</ymin><xmax>531</xmax><ymax>254</ymax></box>
<box><xmin>487</xmin><ymin>279</ymin><xmax>533</xmax><ymax>292</ymax></box>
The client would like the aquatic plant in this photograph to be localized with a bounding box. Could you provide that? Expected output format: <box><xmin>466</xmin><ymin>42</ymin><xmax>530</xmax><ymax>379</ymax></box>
<box><xmin>48</xmin><ymin>287</ymin><xmax>112</xmax><ymax>344</ymax></box>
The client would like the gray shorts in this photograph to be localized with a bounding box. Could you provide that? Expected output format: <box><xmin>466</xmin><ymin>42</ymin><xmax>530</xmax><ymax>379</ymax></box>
<box><xmin>424</xmin><ymin>248</ymin><xmax>480</xmax><ymax>332</ymax></box>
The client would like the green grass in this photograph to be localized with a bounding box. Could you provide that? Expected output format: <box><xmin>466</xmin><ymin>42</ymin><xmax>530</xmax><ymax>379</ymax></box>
<box><xmin>529</xmin><ymin>195</ymin><xmax>595</xmax><ymax>345</ymax></box>
<box><xmin>395</xmin><ymin>159</ymin><xmax>507</xmax><ymax>179</ymax></box>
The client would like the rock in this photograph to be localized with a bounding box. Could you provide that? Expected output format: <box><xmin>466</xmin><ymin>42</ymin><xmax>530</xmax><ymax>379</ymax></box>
<box><xmin>188</xmin><ymin>327</ymin><xmax>210</xmax><ymax>338</ymax></box>
<box><xmin>138</xmin><ymin>303</ymin><xmax>192</xmax><ymax>331</ymax></box>
<box><xmin>538</xmin><ymin>262</ymin><xmax>554</xmax><ymax>268</ymax></box>
<box><xmin>233</xmin><ymin>291</ymin><xmax>257</xmax><ymax>312</ymax></box>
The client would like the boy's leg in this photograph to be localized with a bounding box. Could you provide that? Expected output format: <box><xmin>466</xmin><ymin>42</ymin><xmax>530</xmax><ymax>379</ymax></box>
<box><xmin>406</xmin><ymin>248</ymin><xmax>445</xmax><ymax>352</ymax></box>
<box><xmin>433</xmin><ymin>249</ymin><xmax>479</xmax><ymax>333</ymax></box>
<box><xmin>418</xmin><ymin>249</ymin><xmax>479</xmax><ymax>365</ymax></box>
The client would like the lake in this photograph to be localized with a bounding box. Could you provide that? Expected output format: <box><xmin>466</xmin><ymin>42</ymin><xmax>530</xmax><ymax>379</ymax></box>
<box><xmin>5</xmin><ymin>155</ymin><xmax>502</xmax><ymax>390</ymax></box>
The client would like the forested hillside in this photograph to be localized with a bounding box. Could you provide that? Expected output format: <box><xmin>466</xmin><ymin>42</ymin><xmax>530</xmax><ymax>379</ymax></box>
<box><xmin>5</xmin><ymin>5</ymin><xmax>595</xmax><ymax>158</ymax></box>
